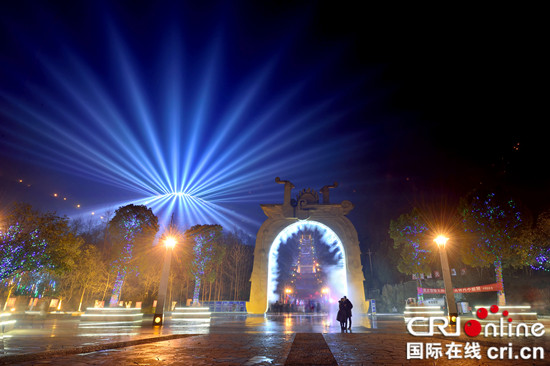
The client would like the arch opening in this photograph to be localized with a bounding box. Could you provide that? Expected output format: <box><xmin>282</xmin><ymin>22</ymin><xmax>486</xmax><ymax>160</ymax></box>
<box><xmin>267</xmin><ymin>220</ymin><xmax>347</xmax><ymax>312</ymax></box>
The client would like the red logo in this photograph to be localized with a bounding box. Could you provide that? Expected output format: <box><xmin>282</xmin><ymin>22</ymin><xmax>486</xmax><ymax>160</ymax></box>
<box><xmin>465</xmin><ymin>305</ymin><xmax>512</xmax><ymax>337</ymax></box>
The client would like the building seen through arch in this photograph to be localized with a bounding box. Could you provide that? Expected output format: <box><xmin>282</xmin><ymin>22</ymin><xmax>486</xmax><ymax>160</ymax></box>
<box><xmin>271</xmin><ymin>233</ymin><xmax>332</xmax><ymax>312</ymax></box>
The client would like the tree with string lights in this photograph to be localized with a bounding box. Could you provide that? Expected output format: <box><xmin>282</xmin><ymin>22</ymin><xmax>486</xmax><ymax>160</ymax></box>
<box><xmin>1</xmin><ymin>203</ymin><xmax>82</xmax><ymax>308</ymax></box>
<box><xmin>1</xmin><ymin>222</ymin><xmax>48</xmax><ymax>282</ymax></box>
<box><xmin>185</xmin><ymin>224</ymin><xmax>222</xmax><ymax>304</ymax></box>
<box><xmin>107</xmin><ymin>204</ymin><xmax>158</xmax><ymax>307</ymax></box>
<box><xmin>459</xmin><ymin>188</ymin><xmax>531</xmax><ymax>306</ymax></box>
<box><xmin>528</xmin><ymin>209</ymin><xmax>550</xmax><ymax>272</ymax></box>
<box><xmin>389</xmin><ymin>208</ymin><xmax>435</xmax><ymax>304</ymax></box>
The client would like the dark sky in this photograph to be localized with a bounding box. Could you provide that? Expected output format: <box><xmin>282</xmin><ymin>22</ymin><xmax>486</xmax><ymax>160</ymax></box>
<box><xmin>0</xmin><ymin>2</ymin><xmax>547</xmax><ymax>248</ymax></box>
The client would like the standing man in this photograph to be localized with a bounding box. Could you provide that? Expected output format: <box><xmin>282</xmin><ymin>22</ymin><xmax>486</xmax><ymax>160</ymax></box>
<box><xmin>343</xmin><ymin>296</ymin><xmax>353</xmax><ymax>329</ymax></box>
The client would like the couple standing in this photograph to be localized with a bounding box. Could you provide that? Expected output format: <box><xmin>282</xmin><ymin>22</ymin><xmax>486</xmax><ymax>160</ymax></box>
<box><xmin>336</xmin><ymin>296</ymin><xmax>353</xmax><ymax>330</ymax></box>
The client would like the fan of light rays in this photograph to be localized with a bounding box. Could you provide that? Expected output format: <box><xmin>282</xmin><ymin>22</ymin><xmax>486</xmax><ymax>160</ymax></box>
<box><xmin>0</xmin><ymin>24</ymin><xmax>365</xmax><ymax>233</ymax></box>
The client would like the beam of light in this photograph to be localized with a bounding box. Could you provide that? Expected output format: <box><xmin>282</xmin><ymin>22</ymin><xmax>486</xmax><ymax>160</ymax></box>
<box><xmin>184</xmin><ymin>61</ymin><xmax>275</xmax><ymax>193</ymax></box>
<box><xmin>37</xmin><ymin>67</ymin><xmax>171</xmax><ymax>195</ymax></box>
<box><xmin>187</xmin><ymin>104</ymin><xmax>342</xmax><ymax>198</ymax></box>
<box><xmin>0</xmin><ymin>14</ymin><xmax>372</xmax><ymax>234</ymax></box>
<box><xmin>187</xmin><ymin>82</ymin><xmax>306</xmax><ymax>194</ymax></box>
<box><xmin>267</xmin><ymin>221</ymin><xmax>347</xmax><ymax>306</ymax></box>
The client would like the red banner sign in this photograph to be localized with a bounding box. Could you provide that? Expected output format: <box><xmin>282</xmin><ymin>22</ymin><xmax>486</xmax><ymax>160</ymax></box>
<box><xmin>417</xmin><ymin>282</ymin><xmax>503</xmax><ymax>295</ymax></box>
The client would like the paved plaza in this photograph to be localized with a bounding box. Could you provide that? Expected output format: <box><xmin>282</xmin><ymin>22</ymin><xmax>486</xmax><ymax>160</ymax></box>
<box><xmin>1</xmin><ymin>314</ymin><xmax>549</xmax><ymax>365</ymax></box>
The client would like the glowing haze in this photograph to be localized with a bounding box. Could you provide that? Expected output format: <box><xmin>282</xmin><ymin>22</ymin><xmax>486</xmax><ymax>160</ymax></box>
<box><xmin>0</xmin><ymin>3</ymin><xmax>369</xmax><ymax>233</ymax></box>
<box><xmin>268</xmin><ymin>221</ymin><xmax>347</xmax><ymax>305</ymax></box>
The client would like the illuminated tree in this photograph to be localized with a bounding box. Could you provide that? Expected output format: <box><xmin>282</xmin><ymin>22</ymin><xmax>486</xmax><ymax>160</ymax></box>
<box><xmin>1</xmin><ymin>223</ymin><xmax>48</xmax><ymax>282</ymax></box>
<box><xmin>1</xmin><ymin>203</ymin><xmax>82</xmax><ymax>279</ymax></box>
<box><xmin>210</xmin><ymin>230</ymin><xmax>253</xmax><ymax>301</ymax></box>
<box><xmin>107</xmin><ymin>204</ymin><xmax>158</xmax><ymax>307</ymax></box>
<box><xmin>529</xmin><ymin>209</ymin><xmax>550</xmax><ymax>272</ymax></box>
<box><xmin>225</xmin><ymin>239</ymin><xmax>250</xmax><ymax>300</ymax></box>
<box><xmin>389</xmin><ymin>208</ymin><xmax>435</xmax><ymax>303</ymax></box>
<box><xmin>1</xmin><ymin>204</ymin><xmax>82</xmax><ymax>308</ymax></box>
<box><xmin>133</xmin><ymin>246</ymin><xmax>163</xmax><ymax>305</ymax></box>
<box><xmin>459</xmin><ymin>189</ymin><xmax>530</xmax><ymax>306</ymax></box>
<box><xmin>185</xmin><ymin>224</ymin><xmax>222</xmax><ymax>304</ymax></box>
<box><xmin>389</xmin><ymin>208</ymin><xmax>434</xmax><ymax>276</ymax></box>
<box><xmin>74</xmin><ymin>245</ymin><xmax>107</xmax><ymax>311</ymax></box>
<box><xmin>203</xmin><ymin>242</ymin><xmax>226</xmax><ymax>302</ymax></box>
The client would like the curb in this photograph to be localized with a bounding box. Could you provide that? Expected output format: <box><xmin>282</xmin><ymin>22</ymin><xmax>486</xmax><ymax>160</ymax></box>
<box><xmin>0</xmin><ymin>333</ymin><xmax>196</xmax><ymax>365</ymax></box>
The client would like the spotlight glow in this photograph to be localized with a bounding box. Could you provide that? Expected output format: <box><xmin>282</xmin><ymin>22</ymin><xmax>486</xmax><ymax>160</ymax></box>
<box><xmin>0</xmin><ymin>13</ymin><xmax>367</xmax><ymax>232</ymax></box>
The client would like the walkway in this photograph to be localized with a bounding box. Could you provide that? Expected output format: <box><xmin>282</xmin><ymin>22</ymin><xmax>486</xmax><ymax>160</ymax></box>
<box><xmin>1</xmin><ymin>314</ymin><xmax>549</xmax><ymax>365</ymax></box>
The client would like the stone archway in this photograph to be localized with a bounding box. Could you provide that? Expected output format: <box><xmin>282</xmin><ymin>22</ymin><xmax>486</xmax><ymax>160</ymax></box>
<box><xmin>246</xmin><ymin>178</ymin><xmax>367</xmax><ymax>314</ymax></box>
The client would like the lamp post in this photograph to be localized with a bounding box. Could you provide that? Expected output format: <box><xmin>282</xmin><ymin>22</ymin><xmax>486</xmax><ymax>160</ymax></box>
<box><xmin>153</xmin><ymin>236</ymin><xmax>177</xmax><ymax>326</ymax></box>
<box><xmin>434</xmin><ymin>235</ymin><xmax>458</xmax><ymax>325</ymax></box>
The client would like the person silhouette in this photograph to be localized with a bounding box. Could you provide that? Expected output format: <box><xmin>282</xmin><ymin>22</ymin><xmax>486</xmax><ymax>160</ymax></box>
<box><xmin>343</xmin><ymin>296</ymin><xmax>353</xmax><ymax>329</ymax></box>
<box><xmin>336</xmin><ymin>298</ymin><xmax>347</xmax><ymax>331</ymax></box>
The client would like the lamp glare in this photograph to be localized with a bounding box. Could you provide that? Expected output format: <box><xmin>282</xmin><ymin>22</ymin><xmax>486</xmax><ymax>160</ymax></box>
<box><xmin>165</xmin><ymin>237</ymin><xmax>177</xmax><ymax>249</ymax></box>
<box><xmin>434</xmin><ymin>235</ymin><xmax>449</xmax><ymax>247</ymax></box>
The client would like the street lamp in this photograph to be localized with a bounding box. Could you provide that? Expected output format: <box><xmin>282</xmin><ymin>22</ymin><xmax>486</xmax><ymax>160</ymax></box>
<box><xmin>153</xmin><ymin>235</ymin><xmax>177</xmax><ymax>326</ymax></box>
<box><xmin>434</xmin><ymin>235</ymin><xmax>458</xmax><ymax>325</ymax></box>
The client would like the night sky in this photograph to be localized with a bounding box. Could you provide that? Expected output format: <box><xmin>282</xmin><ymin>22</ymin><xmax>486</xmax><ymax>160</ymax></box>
<box><xmin>1</xmin><ymin>2</ymin><xmax>547</xmax><ymax>249</ymax></box>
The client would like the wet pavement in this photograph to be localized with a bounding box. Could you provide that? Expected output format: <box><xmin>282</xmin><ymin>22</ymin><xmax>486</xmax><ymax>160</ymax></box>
<box><xmin>0</xmin><ymin>312</ymin><xmax>388</xmax><ymax>356</ymax></box>
<box><xmin>1</xmin><ymin>313</ymin><xmax>549</xmax><ymax>365</ymax></box>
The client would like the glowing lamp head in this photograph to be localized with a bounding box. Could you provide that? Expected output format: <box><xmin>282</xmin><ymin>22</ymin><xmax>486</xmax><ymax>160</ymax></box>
<box><xmin>321</xmin><ymin>287</ymin><xmax>329</xmax><ymax>294</ymax></box>
<box><xmin>154</xmin><ymin>316</ymin><xmax>162</xmax><ymax>324</ymax></box>
<box><xmin>434</xmin><ymin>235</ymin><xmax>449</xmax><ymax>248</ymax></box>
<box><xmin>285</xmin><ymin>288</ymin><xmax>292</xmax><ymax>294</ymax></box>
<box><xmin>165</xmin><ymin>236</ymin><xmax>177</xmax><ymax>249</ymax></box>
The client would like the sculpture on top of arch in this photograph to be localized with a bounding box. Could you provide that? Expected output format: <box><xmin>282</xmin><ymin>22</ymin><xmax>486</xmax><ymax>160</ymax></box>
<box><xmin>246</xmin><ymin>177</ymin><xmax>368</xmax><ymax>314</ymax></box>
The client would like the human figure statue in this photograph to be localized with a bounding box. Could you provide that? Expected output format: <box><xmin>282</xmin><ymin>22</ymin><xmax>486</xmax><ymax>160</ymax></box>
<box><xmin>275</xmin><ymin>177</ymin><xmax>295</xmax><ymax>206</ymax></box>
<box><xmin>319</xmin><ymin>182</ymin><xmax>338</xmax><ymax>204</ymax></box>
<box><xmin>343</xmin><ymin>296</ymin><xmax>353</xmax><ymax>329</ymax></box>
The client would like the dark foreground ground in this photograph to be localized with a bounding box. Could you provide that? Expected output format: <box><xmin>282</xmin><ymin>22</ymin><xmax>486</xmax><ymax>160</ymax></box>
<box><xmin>1</xmin><ymin>313</ymin><xmax>549</xmax><ymax>365</ymax></box>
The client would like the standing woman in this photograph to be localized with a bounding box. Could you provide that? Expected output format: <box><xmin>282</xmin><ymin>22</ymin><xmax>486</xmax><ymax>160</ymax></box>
<box><xmin>343</xmin><ymin>296</ymin><xmax>353</xmax><ymax>329</ymax></box>
<box><xmin>336</xmin><ymin>298</ymin><xmax>347</xmax><ymax>330</ymax></box>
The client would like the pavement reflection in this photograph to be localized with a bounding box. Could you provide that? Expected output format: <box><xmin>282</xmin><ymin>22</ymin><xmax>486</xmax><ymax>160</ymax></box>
<box><xmin>0</xmin><ymin>313</ymin><xmax>399</xmax><ymax>356</ymax></box>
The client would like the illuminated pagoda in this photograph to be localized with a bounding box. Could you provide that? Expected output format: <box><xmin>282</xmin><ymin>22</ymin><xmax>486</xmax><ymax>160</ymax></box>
<box><xmin>290</xmin><ymin>234</ymin><xmax>325</xmax><ymax>301</ymax></box>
